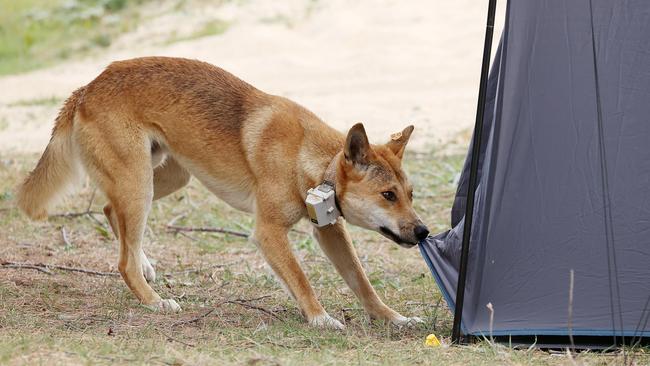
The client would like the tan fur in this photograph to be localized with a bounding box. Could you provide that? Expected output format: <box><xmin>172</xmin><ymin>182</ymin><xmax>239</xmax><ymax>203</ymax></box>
<box><xmin>16</xmin><ymin>87</ymin><xmax>86</xmax><ymax>220</ymax></box>
<box><xmin>16</xmin><ymin>57</ymin><xmax>427</xmax><ymax>327</ymax></box>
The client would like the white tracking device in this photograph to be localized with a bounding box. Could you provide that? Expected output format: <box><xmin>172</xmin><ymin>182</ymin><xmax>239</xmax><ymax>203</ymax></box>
<box><xmin>305</xmin><ymin>183</ymin><xmax>341</xmax><ymax>227</ymax></box>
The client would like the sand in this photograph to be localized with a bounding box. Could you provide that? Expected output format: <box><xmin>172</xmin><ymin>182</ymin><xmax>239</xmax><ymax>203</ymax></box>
<box><xmin>0</xmin><ymin>0</ymin><xmax>505</xmax><ymax>154</ymax></box>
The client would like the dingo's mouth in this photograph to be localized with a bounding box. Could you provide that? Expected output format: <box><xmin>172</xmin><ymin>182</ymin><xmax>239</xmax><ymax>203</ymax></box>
<box><xmin>380</xmin><ymin>226</ymin><xmax>416</xmax><ymax>248</ymax></box>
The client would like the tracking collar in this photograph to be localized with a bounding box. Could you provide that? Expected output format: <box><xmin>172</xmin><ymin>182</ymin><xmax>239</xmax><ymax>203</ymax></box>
<box><xmin>305</xmin><ymin>152</ymin><xmax>343</xmax><ymax>226</ymax></box>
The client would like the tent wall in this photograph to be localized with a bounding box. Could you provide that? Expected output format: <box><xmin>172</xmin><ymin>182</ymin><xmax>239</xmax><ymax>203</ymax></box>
<box><xmin>420</xmin><ymin>0</ymin><xmax>650</xmax><ymax>339</ymax></box>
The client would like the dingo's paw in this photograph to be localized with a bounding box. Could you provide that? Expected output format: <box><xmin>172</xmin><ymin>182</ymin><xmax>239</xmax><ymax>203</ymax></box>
<box><xmin>391</xmin><ymin>315</ymin><xmax>424</xmax><ymax>327</ymax></box>
<box><xmin>310</xmin><ymin>313</ymin><xmax>345</xmax><ymax>330</ymax></box>
<box><xmin>146</xmin><ymin>299</ymin><xmax>181</xmax><ymax>313</ymax></box>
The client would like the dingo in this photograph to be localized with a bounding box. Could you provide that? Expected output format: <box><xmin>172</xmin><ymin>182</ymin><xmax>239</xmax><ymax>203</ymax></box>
<box><xmin>17</xmin><ymin>57</ymin><xmax>429</xmax><ymax>329</ymax></box>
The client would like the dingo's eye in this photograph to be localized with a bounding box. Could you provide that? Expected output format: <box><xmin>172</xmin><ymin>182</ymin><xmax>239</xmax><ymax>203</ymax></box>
<box><xmin>382</xmin><ymin>191</ymin><xmax>397</xmax><ymax>202</ymax></box>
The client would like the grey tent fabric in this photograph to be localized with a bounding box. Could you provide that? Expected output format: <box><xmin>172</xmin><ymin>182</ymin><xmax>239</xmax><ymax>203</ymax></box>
<box><xmin>420</xmin><ymin>0</ymin><xmax>650</xmax><ymax>339</ymax></box>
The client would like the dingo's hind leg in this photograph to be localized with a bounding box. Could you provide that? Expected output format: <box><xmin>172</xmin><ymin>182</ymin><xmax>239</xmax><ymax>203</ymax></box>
<box><xmin>77</xmin><ymin>123</ymin><xmax>180</xmax><ymax>312</ymax></box>
<box><xmin>103</xmin><ymin>155</ymin><xmax>190</xmax><ymax>283</ymax></box>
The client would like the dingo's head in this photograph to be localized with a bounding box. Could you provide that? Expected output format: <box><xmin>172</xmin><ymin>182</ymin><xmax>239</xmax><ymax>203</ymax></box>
<box><xmin>337</xmin><ymin>123</ymin><xmax>429</xmax><ymax>247</ymax></box>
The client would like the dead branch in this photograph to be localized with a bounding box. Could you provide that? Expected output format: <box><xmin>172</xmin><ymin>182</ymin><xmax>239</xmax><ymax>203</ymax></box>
<box><xmin>45</xmin><ymin>263</ymin><xmax>119</xmax><ymax>276</ymax></box>
<box><xmin>166</xmin><ymin>225</ymin><xmax>249</xmax><ymax>238</ymax></box>
<box><xmin>85</xmin><ymin>189</ymin><xmax>97</xmax><ymax>212</ymax></box>
<box><xmin>171</xmin><ymin>303</ymin><xmax>225</xmax><ymax>327</ymax></box>
<box><xmin>1</xmin><ymin>260</ymin><xmax>247</xmax><ymax>280</ymax></box>
<box><xmin>167</xmin><ymin>223</ymin><xmax>309</xmax><ymax>239</ymax></box>
<box><xmin>230</xmin><ymin>299</ymin><xmax>281</xmax><ymax>320</ymax></box>
<box><xmin>1</xmin><ymin>263</ymin><xmax>53</xmax><ymax>274</ymax></box>
<box><xmin>51</xmin><ymin>210</ymin><xmax>103</xmax><ymax>218</ymax></box>
<box><xmin>155</xmin><ymin>328</ymin><xmax>196</xmax><ymax>348</ymax></box>
<box><xmin>0</xmin><ymin>261</ymin><xmax>119</xmax><ymax>277</ymax></box>
<box><xmin>51</xmin><ymin>189</ymin><xmax>106</xmax><ymax>227</ymax></box>
<box><xmin>171</xmin><ymin>295</ymin><xmax>276</xmax><ymax>327</ymax></box>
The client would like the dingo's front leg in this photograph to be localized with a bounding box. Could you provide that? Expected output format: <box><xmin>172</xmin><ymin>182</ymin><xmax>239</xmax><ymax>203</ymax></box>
<box><xmin>313</xmin><ymin>219</ymin><xmax>422</xmax><ymax>326</ymax></box>
<box><xmin>254</xmin><ymin>219</ymin><xmax>344</xmax><ymax>329</ymax></box>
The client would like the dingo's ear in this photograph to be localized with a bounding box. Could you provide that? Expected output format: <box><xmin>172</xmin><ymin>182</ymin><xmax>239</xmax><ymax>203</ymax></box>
<box><xmin>344</xmin><ymin>123</ymin><xmax>373</xmax><ymax>165</ymax></box>
<box><xmin>386</xmin><ymin>125</ymin><xmax>414</xmax><ymax>159</ymax></box>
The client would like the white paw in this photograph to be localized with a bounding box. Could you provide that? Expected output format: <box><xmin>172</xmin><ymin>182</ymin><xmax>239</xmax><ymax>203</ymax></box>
<box><xmin>310</xmin><ymin>313</ymin><xmax>345</xmax><ymax>330</ymax></box>
<box><xmin>140</xmin><ymin>251</ymin><xmax>156</xmax><ymax>283</ymax></box>
<box><xmin>146</xmin><ymin>299</ymin><xmax>182</xmax><ymax>313</ymax></box>
<box><xmin>391</xmin><ymin>315</ymin><xmax>424</xmax><ymax>327</ymax></box>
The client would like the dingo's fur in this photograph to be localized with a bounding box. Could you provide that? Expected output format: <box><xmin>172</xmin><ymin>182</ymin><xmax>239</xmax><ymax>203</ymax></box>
<box><xmin>17</xmin><ymin>57</ymin><xmax>429</xmax><ymax>328</ymax></box>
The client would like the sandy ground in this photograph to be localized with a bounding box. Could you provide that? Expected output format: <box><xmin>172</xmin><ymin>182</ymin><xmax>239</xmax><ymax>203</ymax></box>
<box><xmin>0</xmin><ymin>0</ymin><xmax>505</xmax><ymax>154</ymax></box>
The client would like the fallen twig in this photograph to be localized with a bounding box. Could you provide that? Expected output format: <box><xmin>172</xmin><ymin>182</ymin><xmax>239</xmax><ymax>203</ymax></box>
<box><xmin>0</xmin><ymin>261</ymin><xmax>119</xmax><ymax>277</ymax></box>
<box><xmin>171</xmin><ymin>303</ymin><xmax>225</xmax><ymax>327</ymax></box>
<box><xmin>230</xmin><ymin>299</ymin><xmax>281</xmax><ymax>320</ymax></box>
<box><xmin>1</xmin><ymin>260</ymin><xmax>245</xmax><ymax>279</ymax></box>
<box><xmin>172</xmin><ymin>295</ymin><xmax>276</xmax><ymax>327</ymax></box>
<box><xmin>167</xmin><ymin>224</ymin><xmax>309</xmax><ymax>239</ymax></box>
<box><xmin>51</xmin><ymin>190</ymin><xmax>106</xmax><ymax>227</ymax></box>
<box><xmin>166</xmin><ymin>225</ymin><xmax>249</xmax><ymax>238</ymax></box>
<box><xmin>156</xmin><ymin>328</ymin><xmax>196</xmax><ymax>348</ymax></box>
<box><xmin>1</xmin><ymin>263</ymin><xmax>53</xmax><ymax>274</ymax></box>
<box><xmin>51</xmin><ymin>210</ymin><xmax>103</xmax><ymax>218</ymax></box>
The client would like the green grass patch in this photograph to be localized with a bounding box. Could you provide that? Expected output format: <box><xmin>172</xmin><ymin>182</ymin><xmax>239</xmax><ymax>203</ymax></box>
<box><xmin>7</xmin><ymin>96</ymin><xmax>62</xmax><ymax>107</ymax></box>
<box><xmin>0</xmin><ymin>0</ymin><xmax>149</xmax><ymax>76</ymax></box>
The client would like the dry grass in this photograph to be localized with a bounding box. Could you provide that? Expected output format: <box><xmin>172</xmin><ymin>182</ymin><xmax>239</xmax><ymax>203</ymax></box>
<box><xmin>0</xmin><ymin>149</ymin><xmax>647</xmax><ymax>365</ymax></box>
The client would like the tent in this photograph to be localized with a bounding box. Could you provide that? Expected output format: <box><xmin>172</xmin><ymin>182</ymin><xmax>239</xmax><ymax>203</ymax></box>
<box><xmin>419</xmin><ymin>0</ymin><xmax>650</xmax><ymax>346</ymax></box>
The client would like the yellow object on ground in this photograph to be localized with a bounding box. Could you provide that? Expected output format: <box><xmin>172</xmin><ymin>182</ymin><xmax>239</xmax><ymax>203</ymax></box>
<box><xmin>424</xmin><ymin>334</ymin><xmax>441</xmax><ymax>347</ymax></box>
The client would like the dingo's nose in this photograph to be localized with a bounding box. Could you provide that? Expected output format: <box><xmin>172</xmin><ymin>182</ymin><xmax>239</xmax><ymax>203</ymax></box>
<box><xmin>414</xmin><ymin>225</ymin><xmax>429</xmax><ymax>241</ymax></box>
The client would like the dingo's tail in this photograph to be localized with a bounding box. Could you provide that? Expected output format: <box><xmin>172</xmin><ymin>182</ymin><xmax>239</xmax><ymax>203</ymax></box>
<box><xmin>17</xmin><ymin>87</ymin><xmax>86</xmax><ymax>220</ymax></box>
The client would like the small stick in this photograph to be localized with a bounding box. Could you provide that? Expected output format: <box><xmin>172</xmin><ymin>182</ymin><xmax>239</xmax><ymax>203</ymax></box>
<box><xmin>155</xmin><ymin>328</ymin><xmax>195</xmax><ymax>347</ymax></box>
<box><xmin>1</xmin><ymin>263</ymin><xmax>53</xmax><ymax>274</ymax></box>
<box><xmin>2</xmin><ymin>260</ymin><xmax>243</xmax><ymax>279</ymax></box>
<box><xmin>52</xmin><ymin>190</ymin><xmax>105</xmax><ymax>228</ymax></box>
<box><xmin>230</xmin><ymin>299</ymin><xmax>281</xmax><ymax>320</ymax></box>
<box><xmin>0</xmin><ymin>261</ymin><xmax>119</xmax><ymax>277</ymax></box>
<box><xmin>85</xmin><ymin>189</ymin><xmax>96</xmax><ymax>212</ymax></box>
<box><xmin>166</xmin><ymin>225</ymin><xmax>249</xmax><ymax>238</ymax></box>
<box><xmin>52</xmin><ymin>210</ymin><xmax>103</xmax><ymax>218</ymax></box>
<box><xmin>43</xmin><ymin>263</ymin><xmax>119</xmax><ymax>276</ymax></box>
<box><xmin>171</xmin><ymin>302</ymin><xmax>226</xmax><ymax>327</ymax></box>
<box><xmin>172</xmin><ymin>295</ymin><xmax>275</xmax><ymax>327</ymax></box>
